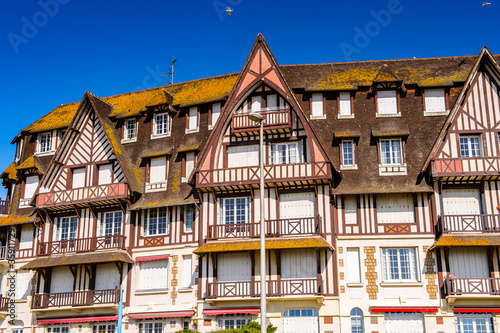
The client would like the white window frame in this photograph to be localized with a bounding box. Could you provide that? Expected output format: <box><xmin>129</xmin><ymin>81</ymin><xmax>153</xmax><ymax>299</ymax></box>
<box><xmin>210</xmin><ymin>102</ymin><xmax>221</xmax><ymax>129</ymax></box>
<box><xmin>341</xmin><ymin>139</ymin><xmax>357</xmax><ymax>169</ymax></box>
<box><xmin>54</xmin><ymin>216</ymin><xmax>79</xmax><ymax>241</ymax></box>
<box><xmin>339</xmin><ymin>92</ymin><xmax>353</xmax><ymax>118</ymax></box>
<box><xmin>152</xmin><ymin>112</ymin><xmax>170</xmax><ymax>138</ymax></box>
<box><xmin>144</xmin><ymin>207</ymin><xmax>169</xmax><ymax>236</ymax></box>
<box><xmin>139</xmin><ymin>261</ymin><xmax>168</xmax><ymax>291</ymax></box>
<box><xmin>270</xmin><ymin>141</ymin><xmax>304</xmax><ymax>165</ymax></box>
<box><xmin>424</xmin><ymin>88</ymin><xmax>447</xmax><ymax>115</ymax></box>
<box><xmin>36</xmin><ymin>132</ymin><xmax>53</xmax><ymax>155</ymax></box>
<box><xmin>15</xmin><ymin>139</ymin><xmax>23</xmax><ymax>162</ymax></box>
<box><xmin>311</xmin><ymin>92</ymin><xmax>325</xmax><ymax>119</ymax></box>
<box><xmin>93</xmin><ymin>324</ymin><xmax>116</xmax><ymax>333</ymax></box>
<box><xmin>380</xmin><ymin>138</ymin><xmax>403</xmax><ymax>165</ymax></box>
<box><xmin>347</xmin><ymin>248</ymin><xmax>361</xmax><ymax>283</ymax></box>
<box><xmin>219</xmin><ymin>197</ymin><xmax>251</xmax><ymax>225</ymax></box>
<box><xmin>460</xmin><ymin>135</ymin><xmax>482</xmax><ymax>158</ymax></box>
<box><xmin>186</xmin><ymin>107</ymin><xmax>199</xmax><ymax>133</ymax></box>
<box><xmin>456</xmin><ymin>313</ymin><xmax>494</xmax><ymax>333</ymax></box>
<box><xmin>11</xmin><ymin>327</ymin><xmax>24</xmax><ymax>333</ymax></box>
<box><xmin>123</xmin><ymin>118</ymin><xmax>137</xmax><ymax>142</ymax></box>
<box><xmin>100</xmin><ymin>211</ymin><xmax>123</xmax><ymax>236</ymax></box>
<box><xmin>184</xmin><ymin>205</ymin><xmax>194</xmax><ymax>233</ymax></box>
<box><xmin>47</xmin><ymin>327</ymin><xmax>69</xmax><ymax>333</ymax></box>
<box><xmin>139</xmin><ymin>322</ymin><xmax>164</xmax><ymax>333</ymax></box>
<box><xmin>381</xmin><ymin>248</ymin><xmax>418</xmax><ymax>282</ymax></box>
<box><xmin>376</xmin><ymin>90</ymin><xmax>399</xmax><ymax>116</ymax></box>
<box><xmin>217</xmin><ymin>315</ymin><xmax>251</xmax><ymax>330</ymax></box>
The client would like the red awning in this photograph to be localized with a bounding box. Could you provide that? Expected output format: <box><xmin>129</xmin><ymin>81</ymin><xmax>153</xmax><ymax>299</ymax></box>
<box><xmin>455</xmin><ymin>308</ymin><xmax>500</xmax><ymax>313</ymax></box>
<box><xmin>129</xmin><ymin>311</ymin><xmax>194</xmax><ymax>319</ymax></box>
<box><xmin>370</xmin><ymin>307</ymin><xmax>439</xmax><ymax>313</ymax></box>
<box><xmin>204</xmin><ymin>308</ymin><xmax>260</xmax><ymax>316</ymax></box>
<box><xmin>135</xmin><ymin>255</ymin><xmax>169</xmax><ymax>262</ymax></box>
<box><xmin>38</xmin><ymin>315</ymin><xmax>118</xmax><ymax>324</ymax></box>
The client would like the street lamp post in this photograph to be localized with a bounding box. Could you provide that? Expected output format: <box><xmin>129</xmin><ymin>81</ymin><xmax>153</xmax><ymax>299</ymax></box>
<box><xmin>248</xmin><ymin>111</ymin><xmax>266</xmax><ymax>333</ymax></box>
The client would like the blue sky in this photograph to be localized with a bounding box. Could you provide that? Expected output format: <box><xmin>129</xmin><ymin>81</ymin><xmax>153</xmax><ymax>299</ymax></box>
<box><xmin>1</xmin><ymin>0</ymin><xmax>499</xmax><ymax>197</ymax></box>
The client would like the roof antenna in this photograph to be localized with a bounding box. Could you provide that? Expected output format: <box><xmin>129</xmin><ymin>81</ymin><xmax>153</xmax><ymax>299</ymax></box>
<box><xmin>161</xmin><ymin>58</ymin><xmax>177</xmax><ymax>85</ymax></box>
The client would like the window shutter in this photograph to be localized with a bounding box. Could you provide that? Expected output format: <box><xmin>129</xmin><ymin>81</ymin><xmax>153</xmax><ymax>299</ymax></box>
<box><xmin>185</xmin><ymin>152</ymin><xmax>195</xmax><ymax>178</ymax></box>
<box><xmin>311</xmin><ymin>93</ymin><xmax>323</xmax><ymax>117</ymax></box>
<box><xmin>347</xmin><ymin>248</ymin><xmax>361</xmax><ymax>283</ymax></box>
<box><xmin>24</xmin><ymin>175</ymin><xmax>39</xmax><ymax>199</ymax></box>
<box><xmin>251</xmin><ymin>96</ymin><xmax>261</xmax><ymax>111</ymax></box>
<box><xmin>140</xmin><ymin>260</ymin><xmax>168</xmax><ymax>290</ymax></box>
<box><xmin>188</xmin><ymin>107</ymin><xmax>198</xmax><ymax>130</ymax></box>
<box><xmin>72</xmin><ymin>168</ymin><xmax>86</xmax><ymax>188</ymax></box>
<box><xmin>424</xmin><ymin>88</ymin><xmax>446</xmax><ymax>112</ymax></box>
<box><xmin>150</xmin><ymin>157</ymin><xmax>166</xmax><ymax>183</ymax></box>
<box><xmin>381</xmin><ymin>249</ymin><xmax>388</xmax><ymax>280</ymax></box>
<box><xmin>298</xmin><ymin>141</ymin><xmax>303</xmax><ymax>163</ymax></box>
<box><xmin>339</xmin><ymin>92</ymin><xmax>351</xmax><ymax>116</ymax></box>
<box><xmin>98</xmin><ymin>164</ymin><xmax>113</xmax><ymax>185</ymax></box>
<box><xmin>211</xmin><ymin>103</ymin><xmax>221</xmax><ymax>126</ymax></box>
<box><xmin>267</xmin><ymin>94</ymin><xmax>277</xmax><ymax>109</ymax></box>
<box><xmin>377</xmin><ymin>90</ymin><xmax>398</xmax><ymax>114</ymax></box>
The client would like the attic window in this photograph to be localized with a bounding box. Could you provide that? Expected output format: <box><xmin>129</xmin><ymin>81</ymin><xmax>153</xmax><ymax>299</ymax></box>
<box><xmin>338</xmin><ymin>92</ymin><xmax>353</xmax><ymax>118</ymax></box>
<box><xmin>186</xmin><ymin>107</ymin><xmax>199</xmax><ymax>134</ymax></box>
<box><xmin>123</xmin><ymin>118</ymin><xmax>137</xmax><ymax>142</ymax></box>
<box><xmin>36</xmin><ymin>132</ymin><xmax>52</xmax><ymax>154</ymax></box>
<box><xmin>376</xmin><ymin>90</ymin><xmax>399</xmax><ymax>116</ymax></box>
<box><xmin>424</xmin><ymin>88</ymin><xmax>447</xmax><ymax>115</ymax></box>
<box><xmin>311</xmin><ymin>93</ymin><xmax>325</xmax><ymax>119</ymax></box>
<box><xmin>152</xmin><ymin>112</ymin><xmax>170</xmax><ymax>139</ymax></box>
<box><xmin>209</xmin><ymin>102</ymin><xmax>221</xmax><ymax>129</ymax></box>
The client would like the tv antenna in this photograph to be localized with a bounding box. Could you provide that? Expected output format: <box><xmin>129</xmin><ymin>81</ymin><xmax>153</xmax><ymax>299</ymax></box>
<box><xmin>161</xmin><ymin>58</ymin><xmax>177</xmax><ymax>85</ymax></box>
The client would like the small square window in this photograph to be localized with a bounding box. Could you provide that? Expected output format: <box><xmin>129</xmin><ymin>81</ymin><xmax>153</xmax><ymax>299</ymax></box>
<box><xmin>376</xmin><ymin>90</ymin><xmax>398</xmax><ymax>115</ymax></box>
<box><xmin>460</xmin><ymin>135</ymin><xmax>482</xmax><ymax>157</ymax></box>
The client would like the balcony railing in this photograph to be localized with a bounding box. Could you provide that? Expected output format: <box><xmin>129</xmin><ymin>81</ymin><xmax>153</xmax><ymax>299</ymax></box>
<box><xmin>197</xmin><ymin>162</ymin><xmax>330</xmax><ymax>188</ymax></box>
<box><xmin>432</xmin><ymin>157</ymin><xmax>500</xmax><ymax>177</ymax></box>
<box><xmin>36</xmin><ymin>183</ymin><xmax>129</xmax><ymax>209</ymax></box>
<box><xmin>207</xmin><ymin>277</ymin><xmax>322</xmax><ymax>299</ymax></box>
<box><xmin>440</xmin><ymin>214</ymin><xmax>500</xmax><ymax>233</ymax></box>
<box><xmin>231</xmin><ymin>108</ymin><xmax>291</xmax><ymax>133</ymax></box>
<box><xmin>31</xmin><ymin>288</ymin><xmax>120</xmax><ymax>309</ymax></box>
<box><xmin>207</xmin><ymin>216</ymin><xmax>322</xmax><ymax>240</ymax></box>
<box><xmin>0</xmin><ymin>296</ymin><xmax>9</xmax><ymax>312</ymax></box>
<box><xmin>0</xmin><ymin>198</ymin><xmax>9</xmax><ymax>215</ymax></box>
<box><xmin>445</xmin><ymin>277</ymin><xmax>500</xmax><ymax>296</ymax></box>
<box><xmin>38</xmin><ymin>235</ymin><xmax>126</xmax><ymax>256</ymax></box>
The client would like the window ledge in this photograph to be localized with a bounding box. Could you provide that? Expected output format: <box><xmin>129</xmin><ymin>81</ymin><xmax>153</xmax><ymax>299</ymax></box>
<box><xmin>208</xmin><ymin>125</ymin><xmax>214</xmax><ymax>130</ymax></box>
<box><xmin>151</xmin><ymin>133</ymin><xmax>170</xmax><ymax>140</ymax></box>
<box><xmin>346</xmin><ymin>282</ymin><xmax>363</xmax><ymax>288</ymax></box>
<box><xmin>13</xmin><ymin>299</ymin><xmax>28</xmax><ymax>303</ymax></box>
<box><xmin>375</xmin><ymin>113</ymin><xmax>401</xmax><ymax>118</ymax></box>
<box><xmin>340</xmin><ymin>164</ymin><xmax>358</xmax><ymax>170</ymax></box>
<box><xmin>185</xmin><ymin>128</ymin><xmax>199</xmax><ymax>134</ymax></box>
<box><xmin>135</xmin><ymin>288</ymin><xmax>169</xmax><ymax>295</ymax></box>
<box><xmin>379</xmin><ymin>164</ymin><xmax>407</xmax><ymax>176</ymax></box>
<box><xmin>311</xmin><ymin>115</ymin><xmax>326</xmax><ymax>120</ymax></box>
<box><xmin>338</xmin><ymin>114</ymin><xmax>354</xmax><ymax>119</ymax></box>
<box><xmin>178</xmin><ymin>288</ymin><xmax>193</xmax><ymax>293</ymax></box>
<box><xmin>181</xmin><ymin>177</ymin><xmax>188</xmax><ymax>183</ymax></box>
<box><xmin>424</xmin><ymin>110</ymin><xmax>449</xmax><ymax>117</ymax></box>
<box><xmin>380</xmin><ymin>281</ymin><xmax>423</xmax><ymax>287</ymax></box>
<box><xmin>34</xmin><ymin>151</ymin><xmax>55</xmax><ymax>157</ymax></box>
<box><xmin>121</xmin><ymin>138</ymin><xmax>137</xmax><ymax>144</ymax></box>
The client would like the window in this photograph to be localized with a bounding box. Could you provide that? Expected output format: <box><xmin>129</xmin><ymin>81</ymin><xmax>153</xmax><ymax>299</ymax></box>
<box><xmin>140</xmin><ymin>261</ymin><xmax>168</xmax><ymax>290</ymax></box>
<box><xmin>93</xmin><ymin>324</ymin><xmax>116</xmax><ymax>333</ymax></box>
<box><xmin>57</xmin><ymin>129</ymin><xmax>66</xmax><ymax>147</ymax></box>
<box><xmin>380</xmin><ymin>139</ymin><xmax>402</xmax><ymax>165</ymax></box>
<box><xmin>147</xmin><ymin>156</ymin><xmax>167</xmax><ymax>192</ymax></box>
<box><xmin>341</xmin><ymin>140</ymin><xmax>355</xmax><ymax>167</ymax></box>
<box><xmin>182</xmin><ymin>152</ymin><xmax>195</xmax><ymax>182</ymax></box>
<box><xmin>16</xmin><ymin>270</ymin><xmax>31</xmax><ymax>299</ymax></box>
<box><xmin>344</xmin><ymin>195</ymin><xmax>358</xmax><ymax>224</ymax></box>
<box><xmin>186</xmin><ymin>107</ymin><xmax>199</xmax><ymax>133</ymax></box>
<box><xmin>55</xmin><ymin>216</ymin><xmax>78</xmax><ymax>241</ymax></box>
<box><xmin>153</xmin><ymin>112</ymin><xmax>169</xmax><ymax>137</ymax></box>
<box><xmin>281</xmin><ymin>249</ymin><xmax>316</xmax><ymax>279</ymax></box>
<box><xmin>139</xmin><ymin>322</ymin><xmax>163</xmax><ymax>333</ymax></box>
<box><xmin>460</xmin><ymin>135</ymin><xmax>482</xmax><ymax>157</ymax></box>
<box><xmin>220</xmin><ymin>197</ymin><xmax>250</xmax><ymax>225</ymax></box>
<box><xmin>124</xmin><ymin>118</ymin><xmax>136</xmax><ymax>141</ymax></box>
<box><xmin>47</xmin><ymin>328</ymin><xmax>69</xmax><ymax>333</ymax></box>
<box><xmin>385</xmin><ymin>313</ymin><xmax>424</xmax><ymax>333</ymax></box>
<box><xmin>376</xmin><ymin>90</ymin><xmax>398</xmax><ymax>115</ymax></box>
<box><xmin>382</xmin><ymin>248</ymin><xmax>418</xmax><ymax>281</ymax></box>
<box><xmin>145</xmin><ymin>207</ymin><xmax>168</xmax><ymax>236</ymax></box>
<box><xmin>424</xmin><ymin>88</ymin><xmax>446</xmax><ymax>113</ymax></box>
<box><xmin>347</xmin><ymin>248</ymin><xmax>361</xmax><ymax>283</ymax></box>
<box><xmin>283</xmin><ymin>309</ymin><xmax>319</xmax><ymax>317</ymax></box>
<box><xmin>183</xmin><ymin>255</ymin><xmax>192</xmax><ymax>288</ymax></box>
<box><xmin>267</xmin><ymin>94</ymin><xmax>278</xmax><ymax>109</ymax></box>
<box><xmin>15</xmin><ymin>139</ymin><xmax>22</xmax><ymax>162</ymax></box>
<box><xmin>251</xmin><ymin>96</ymin><xmax>261</xmax><ymax>111</ymax></box>
<box><xmin>218</xmin><ymin>315</ymin><xmax>250</xmax><ymax>330</ymax></box>
<box><xmin>37</xmin><ymin>132</ymin><xmax>52</xmax><ymax>153</ymax></box>
<box><xmin>12</xmin><ymin>328</ymin><xmax>23</xmax><ymax>333</ymax></box>
<box><xmin>72</xmin><ymin>167</ymin><xmax>86</xmax><ymax>188</ymax></box>
<box><xmin>210</xmin><ymin>102</ymin><xmax>221</xmax><ymax>128</ymax></box>
<box><xmin>350</xmin><ymin>308</ymin><xmax>364</xmax><ymax>333</ymax></box>
<box><xmin>311</xmin><ymin>93</ymin><xmax>324</xmax><ymax>118</ymax></box>
<box><xmin>271</xmin><ymin>142</ymin><xmax>303</xmax><ymax>164</ymax></box>
<box><xmin>98</xmin><ymin>163</ymin><xmax>113</xmax><ymax>185</ymax></box>
<box><xmin>23</xmin><ymin>175</ymin><xmax>38</xmax><ymax>200</ymax></box>
<box><xmin>456</xmin><ymin>313</ymin><xmax>494</xmax><ymax>333</ymax></box>
<box><xmin>184</xmin><ymin>205</ymin><xmax>194</xmax><ymax>233</ymax></box>
<box><xmin>101</xmin><ymin>211</ymin><xmax>122</xmax><ymax>236</ymax></box>
<box><xmin>377</xmin><ymin>194</ymin><xmax>415</xmax><ymax>223</ymax></box>
<box><xmin>339</xmin><ymin>92</ymin><xmax>353</xmax><ymax>117</ymax></box>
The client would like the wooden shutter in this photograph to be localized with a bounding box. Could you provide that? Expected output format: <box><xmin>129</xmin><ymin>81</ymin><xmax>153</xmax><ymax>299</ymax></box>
<box><xmin>16</xmin><ymin>270</ymin><xmax>32</xmax><ymax>299</ymax></box>
<box><xmin>227</xmin><ymin>145</ymin><xmax>259</xmax><ymax>167</ymax></box>
<box><xmin>311</xmin><ymin>93</ymin><xmax>323</xmax><ymax>117</ymax></box>
<box><xmin>281</xmin><ymin>249</ymin><xmax>316</xmax><ymax>279</ymax></box>
<box><xmin>140</xmin><ymin>260</ymin><xmax>168</xmax><ymax>290</ymax></box>
<box><xmin>385</xmin><ymin>314</ymin><xmax>424</xmax><ymax>333</ymax></box>
<box><xmin>183</xmin><ymin>255</ymin><xmax>192</xmax><ymax>288</ymax></box>
<box><xmin>251</xmin><ymin>96</ymin><xmax>261</xmax><ymax>111</ymax></box>
<box><xmin>347</xmin><ymin>248</ymin><xmax>361</xmax><ymax>283</ymax></box>
<box><xmin>339</xmin><ymin>92</ymin><xmax>352</xmax><ymax>116</ymax></box>
<box><xmin>449</xmin><ymin>247</ymin><xmax>489</xmax><ymax>278</ymax></box>
<box><xmin>425</xmin><ymin>88</ymin><xmax>446</xmax><ymax>112</ymax></box>
<box><xmin>95</xmin><ymin>263</ymin><xmax>120</xmax><ymax>290</ymax></box>
<box><xmin>344</xmin><ymin>195</ymin><xmax>358</xmax><ymax>224</ymax></box>
<box><xmin>72</xmin><ymin>168</ymin><xmax>86</xmax><ymax>188</ymax></box>
<box><xmin>376</xmin><ymin>194</ymin><xmax>415</xmax><ymax>223</ymax></box>
<box><xmin>279</xmin><ymin>192</ymin><xmax>315</xmax><ymax>219</ymax></box>
<box><xmin>442</xmin><ymin>189</ymin><xmax>481</xmax><ymax>215</ymax></box>
<box><xmin>19</xmin><ymin>224</ymin><xmax>33</xmax><ymax>249</ymax></box>
<box><xmin>24</xmin><ymin>175</ymin><xmax>39</xmax><ymax>199</ymax></box>
<box><xmin>98</xmin><ymin>164</ymin><xmax>113</xmax><ymax>185</ymax></box>
<box><xmin>150</xmin><ymin>157</ymin><xmax>166</xmax><ymax>183</ymax></box>
<box><xmin>188</xmin><ymin>107</ymin><xmax>198</xmax><ymax>130</ymax></box>
<box><xmin>267</xmin><ymin>94</ymin><xmax>278</xmax><ymax>109</ymax></box>
<box><xmin>185</xmin><ymin>152</ymin><xmax>195</xmax><ymax>178</ymax></box>
<box><xmin>211</xmin><ymin>103</ymin><xmax>221</xmax><ymax>126</ymax></box>
<box><xmin>217</xmin><ymin>253</ymin><xmax>251</xmax><ymax>282</ymax></box>
<box><xmin>377</xmin><ymin>90</ymin><xmax>398</xmax><ymax>114</ymax></box>
<box><xmin>50</xmin><ymin>266</ymin><xmax>73</xmax><ymax>293</ymax></box>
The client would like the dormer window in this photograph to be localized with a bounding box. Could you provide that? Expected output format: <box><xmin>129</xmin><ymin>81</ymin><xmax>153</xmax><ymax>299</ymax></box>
<box><xmin>311</xmin><ymin>93</ymin><xmax>325</xmax><ymax>119</ymax></box>
<box><xmin>37</xmin><ymin>132</ymin><xmax>52</xmax><ymax>154</ymax></box>
<box><xmin>186</xmin><ymin>107</ymin><xmax>199</xmax><ymax>133</ymax></box>
<box><xmin>152</xmin><ymin>112</ymin><xmax>170</xmax><ymax>138</ymax></box>
<box><xmin>146</xmin><ymin>156</ymin><xmax>168</xmax><ymax>192</ymax></box>
<box><xmin>338</xmin><ymin>92</ymin><xmax>353</xmax><ymax>118</ymax></box>
<box><xmin>424</xmin><ymin>88</ymin><xmax>447</xmax><ymax>115</ymax></box>
<box><xmin>15</xmin><ymin>139</ymin><xmax>23</xmax><ymax>162</ymax></box>
<box><xmin>20</xmin><ymin>175</ymin><xmax>38</xmax><ymax>207</ymax></box>
<box><xmin>123</xmin><ymin>118</ymin><xmax>137</xmax><ymax>142</ymax></box>
<box><xmin>209</xmin><ymin>102</ymin><xmax>221</xmax><ymax>129</ymax></box>
<box><xmin>341</xmin><ymin>139</ymin><xmax>357</xmax><ymax>169</ymax></box>
<box><xmin>181</xmin><ymin>152</ymin><xmax>196</xmax><ymax>183</ymax></box>
<box><xmin>378</xmin><ymin>137</ymin><xmax>407</xmax><ymax>176</ymax></box>
<box><xmin>376</xmin><ymin>90</ymin><xmax>398</xmax><ymax>116</ymax></box>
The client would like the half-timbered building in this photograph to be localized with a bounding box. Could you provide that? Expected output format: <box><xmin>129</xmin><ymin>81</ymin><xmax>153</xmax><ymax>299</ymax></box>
<box><xmin>0</xmin><ymin>34</ymin><xmax>499</xmax><ymax>333</ymax></box>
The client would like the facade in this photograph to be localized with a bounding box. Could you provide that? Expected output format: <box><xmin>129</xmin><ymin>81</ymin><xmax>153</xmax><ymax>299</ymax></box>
<box><xmin>0</xmin><ymin>34</ymin><xmax>499</xmax><ymax>333</ymax></box>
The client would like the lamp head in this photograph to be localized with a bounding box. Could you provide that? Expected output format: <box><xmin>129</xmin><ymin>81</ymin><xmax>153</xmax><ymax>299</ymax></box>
<box><xmin>248</xmin><ymin>112</ymin><xmax>264</xmax><ymax>123</ymax></box>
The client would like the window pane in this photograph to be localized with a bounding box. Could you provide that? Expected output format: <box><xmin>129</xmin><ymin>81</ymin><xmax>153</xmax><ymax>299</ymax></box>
<box><xmin>343</xmin><ymin>140</ymin><xmax>354</xmax><ymax>166</ymax></box>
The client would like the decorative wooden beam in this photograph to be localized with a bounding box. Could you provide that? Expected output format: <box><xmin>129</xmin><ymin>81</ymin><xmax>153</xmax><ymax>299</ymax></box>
<box><xmin>43</xmin><ymin>209</ymin><xmax>54</xmax><ymax>225</ymax></box>
<box><xmin>119</xmin><ymin>201</ymin><xmax>126</xmax><ymax>214</ymax></box>
<box><xmin>114</xmin><ymin>262</ymin><xmax>123</xmax><ymax>274</ymax></box>
<box><xmin>68</xmin><ymin>265</ymin><xmax>77</xmax><ymax>278</ymax></box>
<box><xmin>89</xmin><ymin>205</ymin><xmax>97</xmax><ymax>219</ymax></box>
<box><xmin>74</xmin><ymin>207</ymin><xmax>81</xmax><ymax>219</ymax></box>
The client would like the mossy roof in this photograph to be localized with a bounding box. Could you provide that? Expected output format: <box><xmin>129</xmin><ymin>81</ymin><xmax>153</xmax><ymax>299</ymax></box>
<box><xmin>430</xmin><ymin>234</ymin><xmax>500</xmax><ymax>250</ymax></box>
<box><xmin>1</xmin><ymin>163</ymin><xmax>16</xmax><ymax>180</ymax></box>
<box><xmin>16</xmin><ymin>156</ymin><xmax>44</xmax><ymax>173</ymax></box>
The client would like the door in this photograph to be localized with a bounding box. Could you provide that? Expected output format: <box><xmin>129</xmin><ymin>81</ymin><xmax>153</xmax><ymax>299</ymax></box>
<box><xmin>385</xmin><ymin>313</ymin><xmax>424</xmax><ymax>333</ymax></box>
<box><xmin>279</xmin><ymin>192</ymin><xmax>315</xmax><ymax>235</ymax></box>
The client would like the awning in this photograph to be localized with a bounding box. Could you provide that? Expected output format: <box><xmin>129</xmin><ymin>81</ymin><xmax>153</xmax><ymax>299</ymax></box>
<box><xmin>38</xmin><ymin>315</ymin><xmax>118</xmax><ymax>324</ymax></box>
<box><xmin>140</xmin><ymin>150</ymin><xmax>173</xmax><ymax>159</ymax></box>
<box><xmin>371</xmin><ymin>130</ymin><xmax>410</xmax><ymax>137</ymax></box>
<box><xmin>129</xmin><ymin>311</ymin><xmax>194</xmax><ymax>319</ymax></box>
<box><xmin>429</xmin><ymin>234</ymin><xmax>500</xmax><ymax>250</ymax></box>
<box><xmin>370</xmin><ymin>307</ymin><xmax>439</xmax><ymax>313</ymax></box>
<box><xmin>22</xmin><ymin>250</ymin><xmax>134</xmax><ymax>269</ymax></box>
<box><xmin>136</xmin><ymin>255</ymin><xmax>169</xmax><ymax>262</ymax></box>
<box><xmin>333</xmin><ymin>131</ymin><xmax>360</xmax><ymax>138</ymax></box>
<box><xmin>177</xmin><ymin>145</ymin><xmax>200</xmax><ymax>153</ymax></box>
<box><xmin>194</xmin><ymin>236</ymin><xmax>332</xmax><ymax>254</ymax></box>
<box><xmin>454</xmin><ymin>308</ymin><xmax>500</xmax><ymax>314</ymax></box>
<box><xmin>204</xmin><ymin>308</ymin><xmax>260</xmax><ymax>316</ymax></box>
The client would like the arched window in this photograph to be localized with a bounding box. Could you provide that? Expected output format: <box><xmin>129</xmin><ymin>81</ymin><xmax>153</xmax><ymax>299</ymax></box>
<box><xmin>351</xmin><ymin>308</ymin><xmax>364</xmax><ymax>333</ymax></box>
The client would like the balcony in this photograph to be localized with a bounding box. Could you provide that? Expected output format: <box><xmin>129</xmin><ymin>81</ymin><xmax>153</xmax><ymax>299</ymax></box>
<box><xmin>445</xmin><ymin>277</ymin><xmax>500</xmax><ymax>297</ymax></box>
<box><xmin>432</xmin><ymin>157</ymin><xmax>500</xmax><ymax>179</ymax></box>
<box><xmin>31</xmin><ymin>288</ymin><xmax>120</xmax><ymax>309</ymax></box>
<box><xmin>231</xmin><ymin>108</ymin><xmax>291</xmax><ymax>136</ymax></box>
<box><xmin>197</xmin><ymin>162</ymin><xmax>330</xmax><ymax>189</ymax></box>
<box><xmin>207</xmin><ymin>277</ymin><xmax>322</xmax><ymax>299</ymax></box>
<box><xmin>0</xmin><ymin>296</ymin><xmax>9</xmax><ymax>312</ymax></box>
<box><xmin>36</xmin><ymin>183</ymin><xmax>129</xmax><ymax>209</ymax></box>
<box><xmin>0</xmin><ymin>198</ymin><xmax>9</xmax><ymax>215</ymax></box>
<box><xmin>38</xmin><ymin>235</ymin><xmax>126</xmax><ymax>256</ymax></box>
<box><xmin>440</xmin><ymin>214</ymin><xmax>500</xmax><ymax>233</ymax></box>
<box><xmin>207</xmin><ymin>217</ymin><xmax>322</xmax><ymax>240</ymax></box>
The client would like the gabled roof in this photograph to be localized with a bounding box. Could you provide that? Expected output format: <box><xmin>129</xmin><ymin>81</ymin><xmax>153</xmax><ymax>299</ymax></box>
<box><xmin>16</xmin><ymin>156</ymin><xmax>44</xmax><ymax>174</ymax></box>
<box><xmin>1</xmin><ymin>162</ymin><xmax>16</xmax><ymax>181</ymax></box>
<box><xmin>373</xmin><ymin>64</ymin><xmax>401</xmax><ymax>82</ymax></box>
<box><xmin>421</xmin><ymin>46</ymin><xmax>500</xmax><ymax>172</ymax></box>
